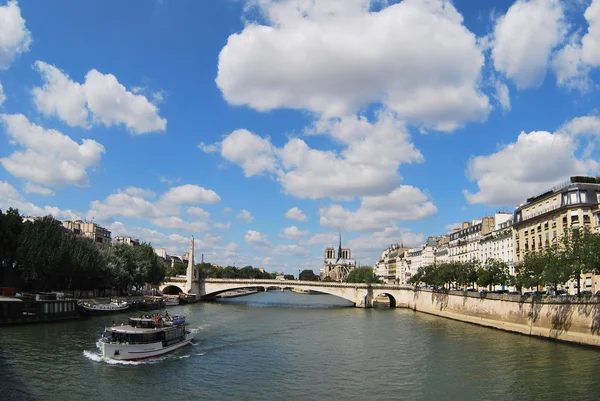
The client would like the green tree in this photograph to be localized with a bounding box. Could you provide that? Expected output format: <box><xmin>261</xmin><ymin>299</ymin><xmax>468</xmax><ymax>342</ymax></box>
<box><xmin>283</xmin><ymin>274</ymin><xmax>295</xmax><ymax>280</ymax></box>
<box><xmin>540</xmin><ymin>243</ymin><xmax>571</xmax><ymax>295</ymax></box>
<box><xmin>0</xmin><ymin>208</ymin><xmax>24</xmax><ymax>277</ymax></box>
<box><xmin>562</xmin><ymin>227</ymin><xmax>600</xmax><ymax>294</ymax></box>
<box><xmin>477</xmin><ymin>259</ymin><xmax>510</xmax><ymax>290</ymax></box>
<box><xmin>346</xmin><ymin>266</ymin><xmax>380</xmax><ymax>284</ymax></box>
<box><xmin>166</xmin><ymin>261</ymin><xmax>187</xmax><ymax>278</ymax></box>
<box><xmin>299</xmin><ymin>269</ymin><xmax>319</xmax><ymax>281</ymax></box>
<box><xmin>516</xmin><ymin>251</ymin><xmax>545</xmax><ymax>291</ymax></box>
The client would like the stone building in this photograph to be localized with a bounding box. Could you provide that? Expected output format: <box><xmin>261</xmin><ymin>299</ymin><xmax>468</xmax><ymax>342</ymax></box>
<box><xmin>321</xmin><ymin>234</ymin><xmax>356</xmax><ymax>282</ymax></box>
<box><xmin>448</xmin><ymin>216</ymin><xmax>494</xmax><ymax>263</ymax></box>
<box><xmin>513</xmin><ymin>177</ymin><xmax>600</xmax><ymax>293</ymax></box>
<box><xmin>62</xmin><ymin>220</ymin><xmax>111</xmax><ymax>245</ymax></box>
<box><xmin>113</xmin><ymin>236</ymin><xmax>140</xmax><ymax>247</ymax></box>
<box><xmin>479</xmin><ymin>212</ymin><xmax>514</xmax><ymax>274</ymax></box>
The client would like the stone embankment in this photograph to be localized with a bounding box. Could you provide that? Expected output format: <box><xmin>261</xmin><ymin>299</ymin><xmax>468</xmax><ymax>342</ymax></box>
<box><xmin>397</xmin><ymin>289</ymin><xmax>600</xmax><ymax>347</ymax></box>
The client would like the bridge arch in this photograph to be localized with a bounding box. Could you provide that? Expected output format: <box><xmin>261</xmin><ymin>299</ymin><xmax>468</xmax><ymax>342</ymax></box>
<box><xmin>162</xmin><ymin>285</ymin><xmax>184</xmax><ymax>295</ymax></box>
<box><xmin>373</xmin><ymin>292</ymin><xmax>397</xmax><ymax>308</ymax></box>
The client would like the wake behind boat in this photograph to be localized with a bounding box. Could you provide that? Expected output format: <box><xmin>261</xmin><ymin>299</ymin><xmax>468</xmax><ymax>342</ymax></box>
<box><xmin>99</xmin><ymin>313</ymin><xmax>193</xmax><ymax>360</ymax></box>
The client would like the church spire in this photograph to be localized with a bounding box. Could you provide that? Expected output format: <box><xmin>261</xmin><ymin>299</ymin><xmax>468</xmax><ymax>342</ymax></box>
<box><xmin>338</xmin><ymin>231</ymin><xmax>342</xmax><ymax>259</ymax></box>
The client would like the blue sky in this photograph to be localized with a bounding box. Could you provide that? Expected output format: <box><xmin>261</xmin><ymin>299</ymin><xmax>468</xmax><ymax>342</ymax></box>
<box><xmin>2</xmin><ymin>0</ymin><xmax>600</xmax><ymax>274</ymax></box>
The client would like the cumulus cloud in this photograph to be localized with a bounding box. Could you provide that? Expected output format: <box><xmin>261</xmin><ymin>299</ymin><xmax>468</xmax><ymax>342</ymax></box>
<box><xmin>279</xmin><ymin>226</ymin><xmax>309</xmax><ymax>239</ymax></box>
<box><xmin>0</xmin><ymin>114</ymin><xmax>105</xmax><ymax>188</ymax></box>
<box><xmin>187</xmin><ymin>206</ymin><xmax>211</xmax><ymax>220</ymax></box>
<box><xmin>491</xmin><ymin>0</ymin><xmax>566</xmax><ymax>89</ymax></box>
<box><xmin>245</xmin><ymin>230</ymin><xmax>273</xmax><ymax>252</ymax></box>
<box><xmin>89</xmin><ymin>184</ymin><xmax>220</xmax><ymax>226</ymax></box>
<box><xmin>209</xmin><ymin>112</ymin><xmax>423</xmax><ymax>200</ymax></box>
<box><xmin>347</xmin><ymin>226</ymin><xmax>425</xmax><ymax>264</ymax></box>
<box><xmin>464</xmin><ymin>128</ymin><xmax>598</xmax><ymax>207</ymax></box>
<box><xmin>285</xmin><ymin>207</ymin><xmax>307</xmax><ymax>221</ymax></box>
<box><xmin>305</xmin><ymin>232</ymin><xmax>338</xmax><ymax>246</ymax></box>
<box><xmin>236</xmin><ymin>209</ymin><xmax>254</xmax><ymax>223</ymax></box>
<box><xmin>553</xmin><ymin>0</ymin><xmax>600</xmax><ymax>90</ymax></box>
<box><xmin>158</xmin><ymin>184</ymin><xmax>221</xmax><ymax>205</ymax></box>
<box><xmin>217</xmin><ymin>0</ymin><xmax>490</xmax><ymax>131</ymax></box>
<box><xmin>0</xmin><ymin>181</ymin><xmax>80</xmax><ymax>220</ymax></box>
<box><xmin>32</xmin><ymin>61</ymin><xmax>167</xmax><ymax>134</ymax></box>
<box><xmin>319</xmin><ymin>186</ymin><xmax>437</xmax><ymax>231</ymax></box>
<box><xmin>0</xmin><ymin>1</ymin><xmax>31</xmax><ymax>69</ymax></box>
<box><xmin>23</xmin><ymin>182</ymin><xmax>55</xmax><ymax>196</ymax></box>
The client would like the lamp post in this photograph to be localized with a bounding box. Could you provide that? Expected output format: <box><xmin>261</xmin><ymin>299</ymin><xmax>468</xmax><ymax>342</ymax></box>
<box><xmin>298</xmin><ymin>269</ymin><xmax>300</xmax><ymax>281</ymax></box>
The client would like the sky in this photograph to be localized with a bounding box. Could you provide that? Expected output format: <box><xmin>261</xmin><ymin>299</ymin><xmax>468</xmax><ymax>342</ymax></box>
<box><xmin>2</xmin><ymin>0</ymin><xmax>600</xmax><ymax>275</ymax></box>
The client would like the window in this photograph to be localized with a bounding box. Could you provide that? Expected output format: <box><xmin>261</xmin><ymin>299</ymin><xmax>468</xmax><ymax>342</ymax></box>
<box><xmin>569</xmin><ymin>192</ymin><xmax>578</xmax><ymax>204</ymax></box>
<box><xmin>572</xmin><ymin>215</ymin><xmax>579</xmax><ymax>224</ymax></box>
<box><xmin>581</xmin><ymin>191</ymin><xmax>587</xmax><ymax>203</ymax></box>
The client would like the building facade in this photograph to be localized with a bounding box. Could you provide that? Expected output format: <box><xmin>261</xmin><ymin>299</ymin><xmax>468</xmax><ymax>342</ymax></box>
<box><xmin>448</xmin><ymin>216</ymin><xmax>494</xmax><ymax>263</ymax></box>
<box><xmin>62</xmin><ymin>220</ymin><xmax>111</xmax><ymax>244</ymax></box>
<box><xmin>321</xmin><ymin>235</ymin><xmax>356</xmax><ymax>282</ymax></box>
<box><xmin>113</xmin><ymin>236</ymin><xmax>140</xmax><ymax>247</ymax></box>
<box><xmin>479</xmin><ymin>213</ymin><xmax>515</xmax><ymax>274</ymax></box>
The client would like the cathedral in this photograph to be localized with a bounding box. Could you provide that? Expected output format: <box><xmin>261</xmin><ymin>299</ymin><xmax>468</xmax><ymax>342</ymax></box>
<box><xmin>321</xmin><ymin>233</ymin><xmax>356</xmax><ymax>282</ymax></box>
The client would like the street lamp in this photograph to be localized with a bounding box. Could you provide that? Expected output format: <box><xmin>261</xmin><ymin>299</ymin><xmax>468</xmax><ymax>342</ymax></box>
<box><xmin>298</xmin><ymin>269</ymin><xmax>300</xmax><ymax>281</ymax></box>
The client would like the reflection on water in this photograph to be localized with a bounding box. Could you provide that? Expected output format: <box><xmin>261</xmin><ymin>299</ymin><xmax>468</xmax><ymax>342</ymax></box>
<box><xmin>1</xmin><ymin>290</ymin><xmax>599</xmax><ymax>401</ymax></box>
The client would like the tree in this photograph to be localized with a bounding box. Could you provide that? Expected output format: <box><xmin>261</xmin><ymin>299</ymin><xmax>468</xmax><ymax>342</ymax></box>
<box><xmin>477</xmin><ymin>259</ymin><xmax>510</xmax><ymax>290</ymax></box>
<box><xmin>516</xmin><ymin>251</ymin><xmax>545</xmax><ymax>291</ymax></box>
<box><xmin>299</xmin><ymin>269</ymin><xmax>319</xmax><ymax>281</ymax></box>
<box><xmin>347</xmin><ymin>266</ymin><xmax>380</xmax><ymax>284</ymax></box>
<box><xmin>562</xmin><ymin>227</ymin><xmax>600</xmax><ymax>294</ymax></box>
<box><xmin>283</xmin><ymin>274</ymin><xmax>295</xmax><ymax>280</ymax></box>
<box><xmin>166</xmin><ymin>261</ymin><xmax>187</xmax><ymax>278</ymax></box>
<box><xmin>541</xmin><ymin>243</ymin><xmax>571</xmax><ymax>295</ymax></box>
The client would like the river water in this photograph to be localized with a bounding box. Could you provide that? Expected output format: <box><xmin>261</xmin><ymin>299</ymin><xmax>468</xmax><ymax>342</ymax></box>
<box><xmin>1</xmin><ymin>290</ymin><xmax>600</xmax><ymax>400</ymax></box>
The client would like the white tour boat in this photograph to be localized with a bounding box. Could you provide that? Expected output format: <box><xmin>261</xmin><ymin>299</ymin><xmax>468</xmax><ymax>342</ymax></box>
<box><xmin>99</xmin><ymin>315</ymin><xmax>193</xmax><ymax>360</ymax></box>
<box><xmin>80</xmin><ymin>299</ymin><xmax>129</xmax><ymax>315</ymax></box>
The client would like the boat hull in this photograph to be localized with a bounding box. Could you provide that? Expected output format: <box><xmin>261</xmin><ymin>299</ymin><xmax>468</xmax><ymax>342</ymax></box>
<box><xmin>100</xmin><ymin>332</ymin><xmax>194</xmax><ymax>360</ymax></box>
<box><xmin>80</xmin><ymin>304</ymin><xmax>130</xmax><ymax>315</ymax></box>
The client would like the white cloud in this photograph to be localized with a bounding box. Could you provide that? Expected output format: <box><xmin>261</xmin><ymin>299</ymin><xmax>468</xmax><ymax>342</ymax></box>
<box><xmin>305</xmin><ymin>232</ymin><xmax>338</xmax><ymax>246</ymax></box>
<box><xmin>236</xmin><ymin>209</ymin><xmax>254</xmax><ymax>223</ymax></box>
<box><xmin>150</xmin><ymin>216</ymin><xmax>210</xmax><ymax>233</ymax></box>
<box><xmin>347</xmin><ymin>226</ymin><xmax>425</xmax><ymax>265</ymax></box>
<box><xmin>89</xmin><ymin>190</ymin><xmax>162</xmax><ymax>222</ymax></box>
<box><xmin>158</xmin><ymin>184</ymin><xmax>221</xmax><ymax>205</ymax></box>
<box><xmin>24</xmin><ymin>182</ymin><xmax>55</xmax><ymax>196</ymax></box>
<box><xmin>0</xmin><ymin>180</ymin><xmax>19</xmax><ymax>199</ymax></box>
<box><xmin>0</xmin><ymin>81</ymin><xmax>5</xmax><ymax>106</ymax></box>
<box><xmin>187</xmin><ymin>206</ymin><xmax>211</xmax><ymax>220</ymax></box>
<box><xmin>32</xmin><ymin>61</ymin><xmax>167</xmax><ymax>134</ymax></box>
<box><xmin>464</xmin><ymin>129</ymin><xmax>598</xmax><ymax>207</ymax></box>
<box><xmin>213</xmin><ymin>222</ymin><xmax>231</xmax><ymax>230</ymax></box>
<box><xmin>560</xmin><ymin>115</ymin><xmax>600</xmax><ymax>136</ymax></box>
<box><xmin>494</xmin><ymin>80</ymin><xmax>511</xmax><ymax>112</ymax></box>
<box><xmin>0</xmin><ymin>1</ymin><xmax>31</xmax><ymax>69</ymax></box>
<box><xmin>222</xmin><ymin>207</ymin><xmax>232</xmax><ymax>216</ymax></box>
<box><xmin>285</xmin><ymin>207</ymin><xmax>307</xmax><ymax>221</ymax></box>
<box><xmin>279</xmin><ymin>226</ymin><xmax>309</xmax><ymax>239</ymax></box>
<box><xmin>158</xmin><ymin>175</ymin><xmax>181</xmax><ymax>185</ymax></box>
<box><xmin>89</xmin><ymin>184</ymin><xmax>220</xmax><ymax>224</ymax></box>
<box><xmin>491</xmin><ymin>0</ymin><xmax>566</xmax><ymax>89</ymax></box>
<box><xmin>220</xmin><ymin>129</ymin><xmax>277</xmax><ymax>177</ymax></box>
<box><xmin>217</xmin><ymin>0</ymin><xmax>490</xmax><ymax>131</ymax></box>
<box><xmin>319</xmin><ymin>186</ymin><xmax>437</xmax><ymax>231</ymax></box>
<box><xmin>0</xmin><ymin>182</ymin><xmax>80</xmax><ymax>220</ymax></box>
<box><xmin>212</xmin><ymin>112</ymin><xmax>423</xmax><ymax>200</ymax></box>
<box><xmin>245</xmin><ymin>230</ymin><xmax>273</xmax><ymax>252</ymax></box>
<box><xmin>197</xmin><ymin>142</ymin><xmax>219</xmax><ymax>153</ymax></box>
<box><xmin>0</xmin><ymin>114</ymin><xmax>105</xmax><ymax>188</ymax></box>
<box><xmin>552</xmin><ymin>0</ymin><xmax>600</xmax><ymax>90</ymax></box>
<box><xmin>272</xmin><ymin>244</ymin><xmax>310</xmax><ymax>257</ymax></box>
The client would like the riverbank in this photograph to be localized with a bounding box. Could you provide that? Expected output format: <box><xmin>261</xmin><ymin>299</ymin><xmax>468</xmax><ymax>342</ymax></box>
<box><xmin>397</xmin><ymin>289</ymin><xmax>600</xmax><ymax>348</ymax></box>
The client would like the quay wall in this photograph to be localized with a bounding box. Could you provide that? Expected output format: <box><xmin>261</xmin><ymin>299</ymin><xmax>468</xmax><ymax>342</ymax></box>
<box><xmin>394</xmin><ymin>289</ymin><xmax>600</xmax><ymax>347</ymax></box>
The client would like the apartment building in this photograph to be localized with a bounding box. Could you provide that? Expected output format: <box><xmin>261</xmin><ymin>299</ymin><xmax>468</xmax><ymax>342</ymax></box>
<box><xmin>113</xmin><ymin>236</ymin><xmax>140</xmax><ymax>247</ymax></box>
<box><xmin>62</xmin><ymin>220</ymin><xmax>111</xmax><ymax>244</ymax></box>
<box><xmin>513</xmin><ymin>177</ymin><xmax>600</xmax><ymax>263</ymax></box>
<box><xmin>479</xmin><ymin>212</ymin><xmax>515</xmax><ymax>275</ymax></box>
<box><xmin>448</xmin><ymin>216</ymin><xmax>494</xmax><ymax>263</ymax></box>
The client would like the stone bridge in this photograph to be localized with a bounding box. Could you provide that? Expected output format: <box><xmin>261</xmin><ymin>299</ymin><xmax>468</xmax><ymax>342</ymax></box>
<box><xmin>160</xmin><ymin>276</ymin><xmax>413</xmax><ymax>307</ymax></box>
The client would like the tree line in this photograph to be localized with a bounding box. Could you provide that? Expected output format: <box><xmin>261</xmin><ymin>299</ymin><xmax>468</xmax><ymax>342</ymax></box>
<box><xmin>0</xmin><ymin>209</ymin><xmax>165</xmax><ymax>293</ymax></box>
<box><xmin>409</xmin><ymin>227</ymin><xmax>600</xmax><ymax>294</ymax></box>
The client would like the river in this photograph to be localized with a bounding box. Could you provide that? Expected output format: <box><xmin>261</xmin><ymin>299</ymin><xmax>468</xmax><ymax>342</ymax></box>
<box><xmin>1</xmin><ymin>290</ymin><xmax>600</xmax><ymax>400</ymax></box>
